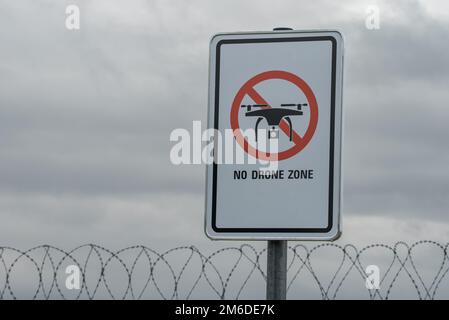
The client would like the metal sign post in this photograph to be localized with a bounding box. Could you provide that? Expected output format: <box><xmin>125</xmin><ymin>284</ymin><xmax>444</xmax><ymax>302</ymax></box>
<box><xmin>265</xmin><ymin>29</ymin><xmax>290</xmax><ymax>301</ymax></box>
<box><xmin>266</xmin><ymin>240</ymin><xmax>287</xmax><ymax>300</ymax></box>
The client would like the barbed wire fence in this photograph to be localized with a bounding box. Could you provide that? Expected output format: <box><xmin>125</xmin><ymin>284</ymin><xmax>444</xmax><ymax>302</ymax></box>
<box><xmin>1</xmin><ymin>241</ymin><xmax>449</xmax><ymax>299</ymax></box>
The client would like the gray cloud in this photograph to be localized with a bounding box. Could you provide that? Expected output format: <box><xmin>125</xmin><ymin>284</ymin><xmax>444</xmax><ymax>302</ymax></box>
<box><xmin>0</xmin><ymin>0</ymin><xmax>448</xmax><ymax>250</ymax></box>
<box><xmin>2</xmin><ymin>0</ymin><xmax>449</xmax><ymax>299</ymax></box>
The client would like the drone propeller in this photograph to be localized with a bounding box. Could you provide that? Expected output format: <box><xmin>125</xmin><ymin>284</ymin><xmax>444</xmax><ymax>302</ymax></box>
<box><xmin>241</xmin><ymin>103</ymin><xmax>308</xmax><ymax>112</ymax></box>
<box><xmin>281</xmin><ymin>103</ymin><xmax>308</xmax><ymax>110</ymax></box>
<box><xmin>240</xmin><ymin>104</ymin><xmax>268</xmax><ymax>111</ymax></box>
<box><xmin>240</xmin><ymin>104</ymin><xmax>268</xmax><ymax>108</ymax></box>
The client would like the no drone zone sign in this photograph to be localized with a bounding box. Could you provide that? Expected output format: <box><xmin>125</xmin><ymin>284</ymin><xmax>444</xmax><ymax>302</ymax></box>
<box><xmin>205</xmin><ymin>30</ymin><xmax>344</xmax><ymax>240</ymax></box>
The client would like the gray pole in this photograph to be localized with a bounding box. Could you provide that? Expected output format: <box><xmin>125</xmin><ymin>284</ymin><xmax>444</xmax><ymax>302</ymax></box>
<box><xmin>265</xmin><ymin>27</ymin><xmax>292</xmax><ymax>301</ymax></box>
<box><xmin>266</xmin><ymin>240</ymin><xmax>287</xmax><ymax>300</ymax></box>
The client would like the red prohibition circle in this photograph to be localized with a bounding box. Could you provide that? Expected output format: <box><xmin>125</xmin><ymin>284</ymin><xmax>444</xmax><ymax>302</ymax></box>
<box><xmin>230</xmin><ymin>70</ymin><xmax>319</xmax><ymax>161</ymax></box>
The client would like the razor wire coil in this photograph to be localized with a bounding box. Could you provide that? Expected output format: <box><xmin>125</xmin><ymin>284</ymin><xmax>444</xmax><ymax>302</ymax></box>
<box><xmin>1</xmin><ymin>241</ymin><xmax>448</xmax><ymax>300</ymax></box>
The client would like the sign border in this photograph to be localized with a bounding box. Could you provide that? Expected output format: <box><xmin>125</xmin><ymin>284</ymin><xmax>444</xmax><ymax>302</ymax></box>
<box><xmin>205</xmin><ymin>31</ymin><xmax>343</xmax><ymax>240</ymax></box>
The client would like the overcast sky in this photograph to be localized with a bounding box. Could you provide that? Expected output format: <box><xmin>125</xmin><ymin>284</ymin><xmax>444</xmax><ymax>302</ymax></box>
<box><xmin>0</xmin><ymin>0</ymin><xmax>449</xmax><ymax>298</ymax></box>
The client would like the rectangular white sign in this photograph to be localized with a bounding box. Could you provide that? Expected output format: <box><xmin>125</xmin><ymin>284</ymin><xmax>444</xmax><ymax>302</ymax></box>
<box><xmin>205</xmin><ymin>30</ymin><xmax>344</xmax><ymax>240</ymax></box>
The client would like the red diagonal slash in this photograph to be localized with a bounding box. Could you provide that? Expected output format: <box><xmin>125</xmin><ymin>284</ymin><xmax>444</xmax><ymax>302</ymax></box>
<box><xmin>246</xmin><ymin>87</ymin><xmax>303</xmax><ymax>145</ymax></box>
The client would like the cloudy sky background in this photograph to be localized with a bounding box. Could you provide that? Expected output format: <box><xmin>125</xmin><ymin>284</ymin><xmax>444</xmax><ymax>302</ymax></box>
<box><xmin>0</xmin><ymin>0</ymin><xmax>449</xmax><ymax>298</ymax></box>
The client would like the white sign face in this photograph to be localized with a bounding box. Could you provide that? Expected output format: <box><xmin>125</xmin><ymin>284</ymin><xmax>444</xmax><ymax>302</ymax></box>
<box><xmin>205</xmin><ymin>30</ymin><xmax>344</xmax><ymax>240</ymax></box>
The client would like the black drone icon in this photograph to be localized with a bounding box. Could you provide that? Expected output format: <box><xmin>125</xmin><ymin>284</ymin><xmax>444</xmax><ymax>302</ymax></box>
<box><xmin>241</xmin><ymin>103</ymin><xmax>308</xmax><ymax>141</ymax></box>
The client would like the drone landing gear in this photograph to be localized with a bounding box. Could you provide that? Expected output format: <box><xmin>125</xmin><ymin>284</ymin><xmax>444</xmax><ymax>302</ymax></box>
<box><xmin>255</xmin><ymin>117</ymin><xmax>264</xmax><ymax>142</ymax></box>
<box><xmin>284</xmin><ymin>117</ymin><xmax>293</xmax><ymax>141</ymax></box>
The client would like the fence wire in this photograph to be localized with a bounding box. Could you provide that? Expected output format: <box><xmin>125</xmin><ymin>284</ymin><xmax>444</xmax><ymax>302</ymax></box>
<box><xmin>1</xmin><ymin>241</ymin><xmax>449</xmax><ymax>299</ymax></box>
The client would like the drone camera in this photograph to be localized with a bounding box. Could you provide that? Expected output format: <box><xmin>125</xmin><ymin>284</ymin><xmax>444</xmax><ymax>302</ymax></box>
<box><xmin>269</xmin><ymin>126</ymin><xmax>279</xmax><ymax>139</ymax></box>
